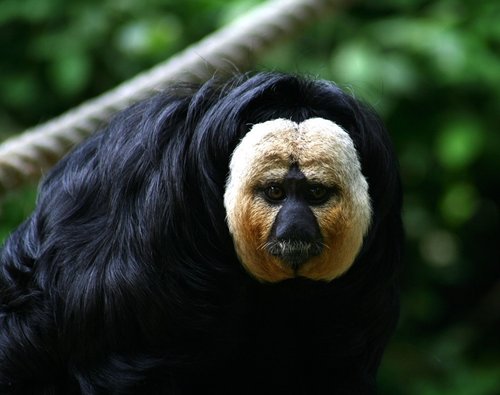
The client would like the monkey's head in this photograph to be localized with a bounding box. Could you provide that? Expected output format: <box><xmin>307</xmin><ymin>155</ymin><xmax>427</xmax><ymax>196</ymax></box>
<box><xmin>224</xmin><ymin>117</ymin><xmax>372</xmax><ymax>282</ymax></box>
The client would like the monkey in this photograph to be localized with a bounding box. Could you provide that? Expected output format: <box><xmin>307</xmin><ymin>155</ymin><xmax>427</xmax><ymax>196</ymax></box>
<box><xmin>0</xmin><ymin>72</ymin><xmax>403</xmax><ymax>394</ymax></box>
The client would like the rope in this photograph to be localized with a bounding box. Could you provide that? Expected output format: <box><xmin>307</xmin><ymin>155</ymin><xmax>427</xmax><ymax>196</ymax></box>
<box><xmin>0</xmin><ymin>0</ymin><xmax>336</xmax><ymax>195</ymax></box>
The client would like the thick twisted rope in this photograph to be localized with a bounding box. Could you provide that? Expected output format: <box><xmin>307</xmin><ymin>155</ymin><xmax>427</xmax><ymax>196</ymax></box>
<box><xmin>0</xmin><ymin>0</ymin><xmax>336</xmax><ymax>195</ymax></box>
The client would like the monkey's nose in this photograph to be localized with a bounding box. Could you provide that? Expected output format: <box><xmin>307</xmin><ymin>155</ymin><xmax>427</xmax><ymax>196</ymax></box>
<box><xmin>272</xmin><ymin>200</ymin><xmax>322</xmax><ymax>243</ymax></box>
<box><xmin>267</xmin><ymin>200</ymin><xmax>324</xmax><ymax>268</ymax></box>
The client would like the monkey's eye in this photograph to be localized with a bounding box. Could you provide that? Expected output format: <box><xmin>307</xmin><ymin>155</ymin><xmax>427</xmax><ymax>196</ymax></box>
<box><xmin>264</xmin><ymin>184</ymin><xmax>286</xmax><ymax>203</ymax></box>
<box><xmin>305</xmin><ymin>185</ymin><xmax>330</xmax><ymax>205</ymax></box>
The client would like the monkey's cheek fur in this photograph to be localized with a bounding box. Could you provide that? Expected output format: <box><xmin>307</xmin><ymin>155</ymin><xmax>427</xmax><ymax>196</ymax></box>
<box><xmin>229</xmin><ymin>194</ymin><xmax>296</xmax><ymax>282</ymax></box>
<box><xmin>298</xmin><ymin>205</ymin><xmax>365</xmax><ymax>281</ymax></box>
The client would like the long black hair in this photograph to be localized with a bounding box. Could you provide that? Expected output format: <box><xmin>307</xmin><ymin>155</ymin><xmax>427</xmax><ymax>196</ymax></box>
<box><xmin>0</xmin><ymin>72</ymin><xmax>403</xmax><ymax>394</ymax></box>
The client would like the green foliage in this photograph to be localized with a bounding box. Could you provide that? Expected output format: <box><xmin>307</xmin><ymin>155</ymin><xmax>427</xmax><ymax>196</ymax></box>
<box><xmin>0</xmin><ymin>184</ymin><xmax>37</xmax><ymax>243</ymax></box>
<box><xmin>1</xmin><ymin>0</ymin><xmax>499</xmax><ymax>393</ymax></box>
<box><xmin>436</xmin><ymin>117</ymin><xmax>485</xmax><ymax>171</ymax></box>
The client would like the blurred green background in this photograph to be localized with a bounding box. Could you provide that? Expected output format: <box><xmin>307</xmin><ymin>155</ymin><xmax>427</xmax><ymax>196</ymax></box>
<box><xmin>1</xmin><ymin>0</ymin><xmax>499</xmax><ymax>393</ymax></box>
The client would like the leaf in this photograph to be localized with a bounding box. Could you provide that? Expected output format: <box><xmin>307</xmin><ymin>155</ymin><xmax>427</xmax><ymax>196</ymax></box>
<box><xmin>436</xmin><ymin>117</ymin><xmax>484</xmax><ymax>170</ymax></box>
<box><xmin>440</xmin><ymin>182</ymin><xmax>479</xmax><ymax>226</ymax></box>
<box><xmin>48</xmin><ymin>51</ymin><xmax>92</xmax><ymax>96</ymax></box>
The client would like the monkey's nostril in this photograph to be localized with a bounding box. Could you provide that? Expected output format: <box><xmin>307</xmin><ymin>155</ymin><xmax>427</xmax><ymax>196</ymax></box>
<box><xmin>274</xmin><ymin>225</ymin><xmax>316</xmax><ymax>244</ymax></box>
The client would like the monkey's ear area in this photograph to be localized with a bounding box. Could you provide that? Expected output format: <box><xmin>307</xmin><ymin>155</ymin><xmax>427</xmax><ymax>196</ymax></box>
<box><xmin>349</xmin><ymin>102</ymin><xmax>402</xmax><ymax>216</ymax></box>
<box><xmin>344</xmin><ymin>100</ymin><xmax>404</xmax><ymax>277</ymax></box>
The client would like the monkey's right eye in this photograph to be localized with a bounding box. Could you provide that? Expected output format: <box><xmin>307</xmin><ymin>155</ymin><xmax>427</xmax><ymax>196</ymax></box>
<box><xmin>264</xmin><ymin>185</ymin><xmax>286</xmax><ymax>202</ymax></box>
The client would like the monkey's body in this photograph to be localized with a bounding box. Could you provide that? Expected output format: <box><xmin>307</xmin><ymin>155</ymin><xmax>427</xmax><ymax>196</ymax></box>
<box><xmin>0</xmin><ymin>73</ymin><xmax>402</xmax><ymax>394</ymax></box>
<box><xmin>110</xmin><ymin>279</ymin><xmax>391</xmax><ymax>395</ymax></box>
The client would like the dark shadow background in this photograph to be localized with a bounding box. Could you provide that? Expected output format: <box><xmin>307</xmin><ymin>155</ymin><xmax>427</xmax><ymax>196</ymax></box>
<box><xmin>1</xmin><ymin>0</ymin><xmax>499</xmax><ymax>393</ymax></box>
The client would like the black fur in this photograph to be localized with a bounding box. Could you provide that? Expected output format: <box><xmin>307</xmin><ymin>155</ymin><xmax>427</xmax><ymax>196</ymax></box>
<box><xmin>0</xmin><ymin>73</ymin><xmax>403</xmax><ymax>394</ymax></box>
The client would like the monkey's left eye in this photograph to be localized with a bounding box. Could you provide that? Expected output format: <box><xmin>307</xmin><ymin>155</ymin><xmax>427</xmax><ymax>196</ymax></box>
<box><xmin>305</xmin><ymin>185</ymin><xmax>330</xmax><ymax>205</ymax></box>
<box><xmin>264</xmin><ymin>185</ymin><xmax>286</xmax><ymax>203</ymax></box>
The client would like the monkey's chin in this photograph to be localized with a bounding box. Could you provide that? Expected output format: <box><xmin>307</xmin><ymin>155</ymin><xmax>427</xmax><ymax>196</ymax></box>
<box><xmin>238</xmin><ymin>243</ymin><xmax>341</xmax><ymax>283</ymax></box>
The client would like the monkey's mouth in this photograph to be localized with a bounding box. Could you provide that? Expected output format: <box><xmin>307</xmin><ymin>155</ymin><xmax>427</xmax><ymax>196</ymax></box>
<box><xmin>265</xmin><ymin>240</ymin><xmax>323</xmax><ymax>269</ymax></box>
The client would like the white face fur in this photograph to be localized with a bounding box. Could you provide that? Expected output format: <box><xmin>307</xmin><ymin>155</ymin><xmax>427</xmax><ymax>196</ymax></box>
<box><xmin>224</xmin><ymin>118</ymin><xmax>372</xmax><ymax>282</ymax></box>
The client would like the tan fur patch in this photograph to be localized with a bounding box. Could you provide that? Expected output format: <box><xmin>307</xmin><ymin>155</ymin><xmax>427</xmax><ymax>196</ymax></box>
<box><xmin>224</xmin><ymin>118</ymin><xmax>371</xmax><ymax>282</ymax></box>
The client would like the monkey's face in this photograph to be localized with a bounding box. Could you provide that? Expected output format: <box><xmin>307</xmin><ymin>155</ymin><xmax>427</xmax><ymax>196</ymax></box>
<box><xmin>224</xmin><ymin>118</ymin><xmax>372</xmax><ymax>282</ymax></box>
